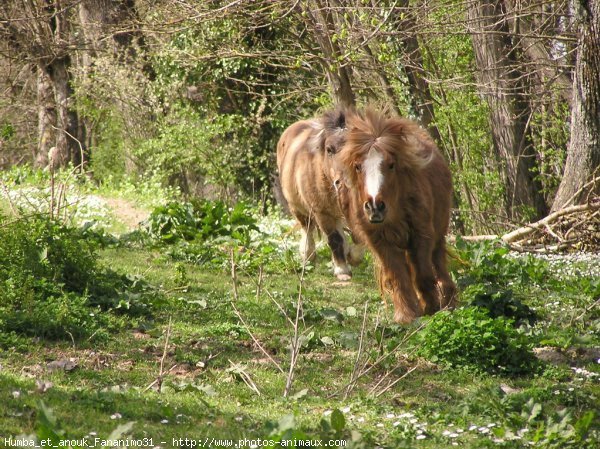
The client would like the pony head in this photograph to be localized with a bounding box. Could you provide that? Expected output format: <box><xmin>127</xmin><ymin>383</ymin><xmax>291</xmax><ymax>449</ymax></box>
<box><xmin>310</xmin><ymin>107</ymin><xmax>352</xmax><ymax>189</ymax></box>
<box><xmin>338</xmin><ymin>108</ymin><xmax>433</xmax><ymax>224</ymax></box>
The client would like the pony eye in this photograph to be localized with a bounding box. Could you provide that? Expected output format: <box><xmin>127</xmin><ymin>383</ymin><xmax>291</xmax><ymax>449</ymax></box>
<box><xmin>326</xmin><ymin>145</ymin><xmax>335</xmax><ymax>156</ymax></box>
<box><xmin>389</xmin><ymin>163</ymin><xmax>395</xmax><ymax>170</ymax></box>
<box><xmin>355</xmin><ymin>164</ymin><xmax>362</xmax><ymax>172</ymax></box>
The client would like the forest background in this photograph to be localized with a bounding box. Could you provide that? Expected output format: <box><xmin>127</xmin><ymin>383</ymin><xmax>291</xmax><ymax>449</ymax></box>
<box><xmin>1</xmin><ymin>0</ymin><xmax>599</xmax><ymax>233</ymax></box>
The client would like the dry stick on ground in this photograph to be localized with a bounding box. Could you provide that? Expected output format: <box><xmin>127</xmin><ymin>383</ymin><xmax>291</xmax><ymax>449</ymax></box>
<box><xmin>256</xmin><ymin>265</ymin><xmax>264</xmax><ymax>301</ymax></box>
<box><xmin>333</xmin><ymin>320</ymin><xmax>428</xmax><ymax>398</ymax></box>
<box><xmin>283</xmin><ymin>257</ymin><xmax>307</xmax><ymax>398</ymax></box>
<box><xmin>560</xmin><ymin>173</ymin><xmax>600</xmax><ymax>209</ymax></box>
<box><xmin>229</xmin><ymin>250</ymin><xmax>284</xmax><ymax>374</ymax></box>
<box><xmin>143</xmin><ymin>364</ymin><xmax>179</xmax><ymax>393</ymax></box>
<box><xmin>143</xmin><ymin>316</ymin><xmax>176</xmax><ymax>393</ymax></box>
<box><xmin>575</xmin><ymin>298</ymin><xmax>600</xmax><ymax>322</ymax></box>
<box><xmin>230</xmin><ymin>248</ymin><xmax>239</xmax><ymax>301</ymax></box>
<box><xmin>367</xmin><ymin>347</ymin><xmax>421</xmax><ymax>397</ymax></box>
<box><xmin>283</xmin><ymin>214</ymin><xmax>312</xmax><ymax>398</ymax></box>
<box><xmin>373</xmin><ymin>364</ymin><xmax>420</xmax><ymax>398</ymax></box>
<box><xmin>501</xmin><ymin>203</ymin><xmax>598</xmax><ymax>243</ymax></box>
<box><xmin>238</xmin><ymin>265</ymin><xmax>294</xmax><ymax>327</ymax></box>
<box><xmin>227</xmin><ymin>359</ymin><xmax>261</xmax><ymax>395</ymax></box>
<box><xmin>344</xmin><ymin>301</ymin><xmax>370</xmax><ymax>400</ymax></box>
<box><xmin>449</xmin><ymin>203</ymin><xmax>599</xmax><ymax>245</ymax></box>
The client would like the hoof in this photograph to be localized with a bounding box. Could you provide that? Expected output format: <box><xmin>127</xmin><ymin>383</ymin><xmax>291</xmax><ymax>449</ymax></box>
<box><xmin>394</xmin><ymin>308</ymin><xmax>420</xmax><ymax>324</ymax></box>
<box><xmin>336</xmin><ymin>273</ymin><xmax>352</xmax><ymax>282</ymax></box>
<box><xmin>422</xmin><ymin>302</ymin><xmax>439</xmax><ymax>316</ymax></box>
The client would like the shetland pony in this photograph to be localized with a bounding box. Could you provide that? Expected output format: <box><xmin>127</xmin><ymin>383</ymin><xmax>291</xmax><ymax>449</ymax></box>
<box><xmin>335</xmin><ymin>108</ymin><xmax>456</xmax><ymax>322</ymax></box>
<box><xmin>276</xmin><ymin>109</ymin><xmax>363</xmax><ymax>280</ymax></box>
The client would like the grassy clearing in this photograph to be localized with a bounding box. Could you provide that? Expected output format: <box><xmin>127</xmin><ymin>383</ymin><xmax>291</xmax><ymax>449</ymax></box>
<box><xmin>0</xmin><ymin>178</ymin><xmax>599</xmax><ymax>448</ymax></box>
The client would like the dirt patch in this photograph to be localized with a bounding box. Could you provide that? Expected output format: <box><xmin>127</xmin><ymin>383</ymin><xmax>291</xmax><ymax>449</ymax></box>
<box><xmin>103</xmin><ymin>197</ymin><xmax>149</xmax><ymax>230</ymax></box>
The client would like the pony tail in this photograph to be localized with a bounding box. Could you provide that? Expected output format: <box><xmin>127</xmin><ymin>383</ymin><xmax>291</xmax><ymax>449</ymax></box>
<box><xmin>308</xmin><ymin>107</ymin><xmax>349</xmax><ymax>153</ymax></box>
<box><xmin>308</xmin><ymin>121</ymin><xmax>326</xmax><ymax>153</ymax></box>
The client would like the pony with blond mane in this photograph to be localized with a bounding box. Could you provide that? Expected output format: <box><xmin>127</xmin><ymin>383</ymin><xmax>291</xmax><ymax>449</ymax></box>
<box><xmin>335</xmin><ymin>108</ymin><xmax>456</xmax><ymax>322</ymax></box>
<box><xmin>276</xmin><ymin>108</ymin><xmax>363</xmax><ymax>280</ymax></box>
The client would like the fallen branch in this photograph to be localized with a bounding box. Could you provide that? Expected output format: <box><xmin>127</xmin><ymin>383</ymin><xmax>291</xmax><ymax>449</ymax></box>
<box><xmin>501</xmin><ymin>203</ymin><xmax>597</xmax><ymax>243</ymax></box>
<box><xmin>448</xmin><ymin>202</ymin><xmax>599</xmax><ymax>246</ymax></box>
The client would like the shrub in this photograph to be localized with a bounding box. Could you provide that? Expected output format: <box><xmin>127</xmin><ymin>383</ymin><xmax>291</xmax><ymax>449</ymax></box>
<box><xmin>143</xmin><ymin>200</ymin><xmax>258</xmax><ymax>245</ymax></box>
<box><xmin>144</xmin><ymin>201</ymin><xmax>199</xmax><ymax>243</ymax></box>
<box><xmin>416</xmin><ymin>307</ymin><xmax>538</xmax><ymax>375</ymax></box>
<box><xmin>461</xmin><ymin>283</ymin><xmax>537</xmax><ymax>326</ymax></box>
<box><xmin>0</xmin><ymin>214</ymin><xmax>157</xmax><ymax>342</ymax></box>
<box><xmin>453</xmin><ymin>238</ymin><xmax>549</xmax><ymax>288</ymax></box>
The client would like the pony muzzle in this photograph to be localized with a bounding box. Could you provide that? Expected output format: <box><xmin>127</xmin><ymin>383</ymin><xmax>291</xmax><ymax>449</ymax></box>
<box><xmin>364</xmin><ymin>198</ymin><xmax>386</xmax><ymax>223</ymax></box>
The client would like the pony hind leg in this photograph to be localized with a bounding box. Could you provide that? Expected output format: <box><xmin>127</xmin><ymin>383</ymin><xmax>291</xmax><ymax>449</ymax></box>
<box><xmin>296</xmin><ymin>214</ymin><xmax>316</xmax><ymax>264</ymax></box>
<box><xmin>318</xmin><ymin>216</ymin><xmax>352</xmax><ymax>281</ymax></box>
<box><xmin>432</xmin><ymin>240</ymin><xmax>457</xmax><ymax>310</ymax></box>
<box><xmin>329</xmin><ymin>223</ymin><xmax>354</xmax><ymax>281</ymax></box>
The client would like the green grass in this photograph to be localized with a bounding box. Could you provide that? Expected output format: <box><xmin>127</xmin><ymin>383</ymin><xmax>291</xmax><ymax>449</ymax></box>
<box><xmin>2</xmin><ymin>244</ymin><xmax>599</xmax><ymax>447</ymax></box>
<box><xmin>0</xmin><ymin>195</ymin><xmax>599</xmax><ymax>447</ymax></box>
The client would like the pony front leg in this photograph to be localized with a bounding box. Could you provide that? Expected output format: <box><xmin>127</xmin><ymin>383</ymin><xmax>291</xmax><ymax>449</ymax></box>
<box><xmin>408</xmin><ymin>234</ymin><xmax>440</xmax><ymax>315</ymax></box>
<box><xmin>379</xmin><ymin>249</ymin><xmax>422</xmax><ymax>323</ymax></box>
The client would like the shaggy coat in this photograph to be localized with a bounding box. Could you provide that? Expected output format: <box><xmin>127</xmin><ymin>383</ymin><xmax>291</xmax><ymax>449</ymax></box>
<box><xmin>336</xmin><ymin>108</ymin><xmax>456</xmax><ymax>322</ymax></box>
<box><xmin>276</xmin><ymin>109</ymin><xmax>362</xmax><ymax>279</ymax></box>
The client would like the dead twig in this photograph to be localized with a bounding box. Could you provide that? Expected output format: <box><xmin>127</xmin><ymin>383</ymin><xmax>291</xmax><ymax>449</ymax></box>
<box><xmin>157</xmin><ymin>316</ymin><xmax>173</xmax><ymax>393</ymax></box>
<box><xmin>237</xmin><ymin>264</ymin><xmax>294</xmax><ymax>327</ymax></box>
<box><xmin>449</xmin><ymin>202</ymin><xmax>599</xmax><ymax>249</ymax></box>
<box><xmin>142</xmin><ymin>364</ymin><xmax>179</xmax><ymax>393</ymax></box>
<box><xmin>229</xmin><ymin>250</ymin><xmax>284</xmax><ymax>374</ymax></box>
<box><xmin>227</xmin><ymin>359</ymin><xmax>261</xmax><ymax>395</ymax></box>
<box><xmin>283</xmin><ymin>214</ymin><xmax>312</xmax><ymax>398</ymax></box>
<box><xmin>344</xmin><ymin>301</ymin><xmax>370</xmax><ymax>400</ymax></box>
<box><xmin>230</xmin><ymin>248</ymin><xmax>239</xmax><ymax>301</ymax></box>
<box><xmin>373</xmin><ymin>364</ymin><xmax>420</xmax><ymax>398</ymax></box>
<box><xmin>229</xmin><ymin>298</ymin><xmax>285</xmax><ymax>374</ymax></box>
<box><xmin>143</xmin><ymin>317</ymin><xmax>174</xmax><ymax>393</ymax></box>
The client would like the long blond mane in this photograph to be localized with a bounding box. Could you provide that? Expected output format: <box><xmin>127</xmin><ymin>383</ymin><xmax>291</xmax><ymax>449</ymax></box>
<box><xmin>340</xmin><ymin>108</ymin><xmax>433</xmax><ymax>170</ymax></box>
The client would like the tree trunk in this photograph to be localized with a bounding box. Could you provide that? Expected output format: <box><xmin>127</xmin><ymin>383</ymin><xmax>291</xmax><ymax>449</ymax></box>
<box><xmin>301</xmin><ymin>1</ymin><xmax>356</xmax><ymax>107</ymax></box>
<box><xmin>468</xmin><ymin>0</ymin><xmax>548</xmax><ymax>220</ymax></box>
<box><xmin>395</xmin><ymin>0</ymin><xmax>440</xmax><ymax>142</ymax></box>
<box><xmin>45</xmin><ymin>57</ymin><xmax>81</xmax><ymax>167</ymax></box>
<box><xmin>552</xmin><ymin>0</ymin><xmax>600</xmax><ymax>210</ymax></box>
<box><xmin>505</xmin><ymin>0</ymin><xmax>573</xmax><ymax>106</ymax></box>
<box><xmin>35</xmin><ymin>68</ymin><xmax>56</xmax><ymax>168</ymax></box>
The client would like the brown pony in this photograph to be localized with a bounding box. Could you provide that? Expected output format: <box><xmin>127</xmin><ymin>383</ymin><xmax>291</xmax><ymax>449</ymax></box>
<box><xmin>335</xmin><ymin>108</ymin><xmax>456</xmax><ymax>322</ymax></box>
<box><xmin>276</xmin><ymin>109</ymin><xmax>363</xmax><ymax>280</ymax></box>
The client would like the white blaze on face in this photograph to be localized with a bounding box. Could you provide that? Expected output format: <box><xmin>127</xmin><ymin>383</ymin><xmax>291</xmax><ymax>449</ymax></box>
<box><xmin>363</xmin><ymin>148</ymin><xmax>384</xmax><ymax>204</ymax></box>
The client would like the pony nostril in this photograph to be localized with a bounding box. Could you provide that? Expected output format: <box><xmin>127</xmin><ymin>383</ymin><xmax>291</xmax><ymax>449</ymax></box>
<box><xmin>378</xmin><ymin>201</ymin><xmax>386</xmax><ymax>212</ymax></box>
<box><xmin>363</xmin><ymin>201</ymin><xmax>372</xmax><ymax>212</ymax></box>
